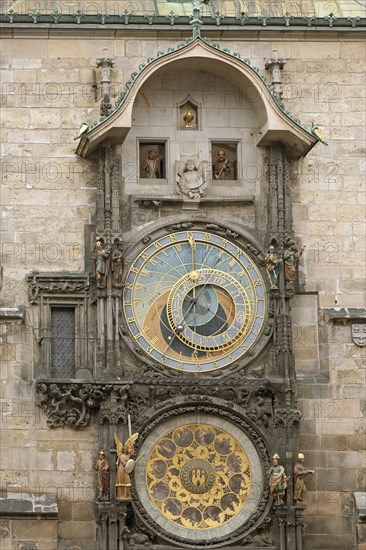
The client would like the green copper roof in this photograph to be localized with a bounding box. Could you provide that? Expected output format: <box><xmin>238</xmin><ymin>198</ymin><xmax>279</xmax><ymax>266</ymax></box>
<box><xmin>5</xmin><ymin>0</ymin><xmax>366</xmax><ymax>17</ymax></box>
<box><xmin>82</xmin><ymin>36</ymin><xmax>323</xmax><ymax>148</ymax></box>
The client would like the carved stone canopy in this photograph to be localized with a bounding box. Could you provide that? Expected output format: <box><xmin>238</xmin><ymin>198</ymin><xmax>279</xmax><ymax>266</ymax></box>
<box><xmin>76</xmin><ymin>39</ymin><xmax>318</xmax><ymax>159</ymax></box>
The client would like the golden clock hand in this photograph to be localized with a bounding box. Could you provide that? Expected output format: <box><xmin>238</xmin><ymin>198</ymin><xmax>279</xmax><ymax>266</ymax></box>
<box><xmin>188</xmin><ymin>234</ymin><xmax>196</xmax><ymax>271</ymax></box>
<box><xmin>187</xmin><ymin>235</ymin><xmax>197</xmax><ymax>328</ymax></box>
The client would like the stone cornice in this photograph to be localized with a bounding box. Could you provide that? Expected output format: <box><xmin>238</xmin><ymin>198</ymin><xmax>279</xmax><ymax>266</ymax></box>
<box><xmin>1</xmin><ymin>13</ymin><xmax>365</xmax><ymax>31</ymax></box>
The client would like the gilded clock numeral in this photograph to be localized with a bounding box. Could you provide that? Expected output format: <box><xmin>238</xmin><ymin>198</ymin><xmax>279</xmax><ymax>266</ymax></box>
<box><xmin>203</xmin><ymin>233</ymin><xmax>212</xmax><ymax>241</ymax></box>
<box><xmin>141</xmin><ymin>268</ymin><xmax>150</xmax><ymax>277</ymax></box>
<box><xmin>170</xmin><ymin>234</ymin><xmax>177</xmax><ymax>243</ymax></box>
<box><xmin>229</xmin><ymin>258</ymin><xmax>236</xmax><ymax>267</ymax></box>
<box><xmin>149</xmin><ymin>257</ymin><xmax>158</xmax><ymax>266</ymax></box>
<box><xmin>195</xmin><ymin>363</ymin><xmax>202</xmax><ymax>371</ymax></box>
<box><xmin>177</xmin><ymin>362</ymin><xmax>184</xmax><ymax>370</ymax></box>
<box><xmin>130</xmin><ymin>267</ymin><xmax>139</xmax><ymax>273</ymax></box>
<box><xmin>153</xmin><ymin>242</ymin><xmax>162</xmax><ymax>250</ymax></box>
<box><xmin>127</xmin><ymin>317</ymin><xmax>135</xmax><ymax>323</ymax></box>
<box><xmin>173</xmin><ymin>243</ymin><xmax>182</xmax><ymax>252</ymax></box>
<box><xmin>124</xmin><ymin>301</ymin><xmax>131</xmax><ymax>306</ymax></box>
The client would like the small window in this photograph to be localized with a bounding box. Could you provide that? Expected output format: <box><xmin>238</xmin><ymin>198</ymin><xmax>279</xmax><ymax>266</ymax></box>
<box><xmin>51</xmin><ymin>307</ymin><xmax>76</xmax><ymax>378</ymax></box>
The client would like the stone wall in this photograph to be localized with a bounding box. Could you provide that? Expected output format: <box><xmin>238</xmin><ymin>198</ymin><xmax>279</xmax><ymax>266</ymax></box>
<box><xmin>1</xmin><ymin>28</ymin><xmax>365</xmax><ymax>549</ymax></box>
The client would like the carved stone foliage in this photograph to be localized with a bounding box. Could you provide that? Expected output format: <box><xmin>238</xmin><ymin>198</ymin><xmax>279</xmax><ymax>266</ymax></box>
<box><xmin>27</xmin><ymin>272</ymin><xmax>89</xmax><ymax>304</ymax></box>
<box><xmin>34</xmin><ymin>380</ymin><xmax>295</xmax><ymax>432</ymax></box>
<box><xmin>273</xmin><ymin>407</ymin><xmax>302</xmax><ymax>428</ymax></box>
<box><xmin>36</xmin><ymin>382</ymin><xmax>112</xmax><ymax>428</ymax></box>
<box><xmin>99</xmin><ymin>384</ymin><xmax>149</xmax><ymax>426</ymax></box>
<box><xmin>132</xmin><ymin>403</ymin><xmax>272</xmax><ymax>547</ymax></box>
<box><xmin>35</xmin><ymin>382</ymin><xmax>151</xmax><ymax>428</ymax></box>
<box><xmin>147</xmin><ymin>382</ymin><xmax>275</xmax><ymax>430</ymax></box>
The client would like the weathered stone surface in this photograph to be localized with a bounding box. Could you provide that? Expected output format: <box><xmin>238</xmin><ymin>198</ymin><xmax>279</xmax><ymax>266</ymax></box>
<box><xmin>320</xmin><ymin>435</ymin><xmax>347</xmax><ymax>451</ymax></box>
<box><xmin>58</xmin><ymin>521</ymin><xmax>95</xmax><ymax>540</ymax></box>
<box><xmin>12</xmin><ymin>519</ymin><xmax>57</xmax><ymax>539</ymax></box>
<box><xmin>318</xmin><ymin>468</ymin><xmax>358</xmax><ymax>492</ymax></box>
<box><xmin>1</xmin><ymin>19</ymin><xmax>365</xmax><ymax>550</ymax></box>
<box><xmin>72</xmin><ymin>502</ymin><xmax>93</xmax><ymax>521</ymax></box>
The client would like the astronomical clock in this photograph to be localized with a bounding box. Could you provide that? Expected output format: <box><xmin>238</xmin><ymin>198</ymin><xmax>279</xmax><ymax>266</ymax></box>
<box><xmin>117</xmin><ymin>223</ymin><xmax>273</xmax><ymax>548</ymax></box>
<box><xmin>122</xmin><ymin>229</ymin><xmax>267</xmax><ymax>373</ymax></box>
<box><xmin>34</xmin><ymin>22</ymin><xmax>310</xmax><ymax>550</ymax></box>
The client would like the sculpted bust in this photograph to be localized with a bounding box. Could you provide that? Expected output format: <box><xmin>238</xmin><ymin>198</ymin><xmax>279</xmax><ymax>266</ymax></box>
<box><xmin>176</xmin><ymin>157</ymin><xmax>207</xmax><ymax>200</ymax></box>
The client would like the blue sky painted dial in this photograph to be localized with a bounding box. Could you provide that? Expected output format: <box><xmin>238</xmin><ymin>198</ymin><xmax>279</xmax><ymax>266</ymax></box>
<box><xmin>122</xmin><ymin>230</ymin><xmax>267</xmax><ymax>372</ymax></box>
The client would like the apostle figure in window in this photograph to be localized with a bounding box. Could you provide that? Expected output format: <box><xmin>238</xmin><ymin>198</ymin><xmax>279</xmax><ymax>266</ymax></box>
<box><xmin>142</xmin><ymin>148</ymin><xmax>160</xmax><ymax>178</ymax></box>
<box><xmin>213</xmin><ymin>149</ymin><xmax>232</xmax><ymax>180</ymax></box>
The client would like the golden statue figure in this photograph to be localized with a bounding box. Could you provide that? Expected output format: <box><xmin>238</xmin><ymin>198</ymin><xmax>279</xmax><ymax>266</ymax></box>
<box><xmin>183</xmin><ymin>109</ymin><xmax>195</xmax><ymax>128</ymax></box>
<box><xmin>94</xmin><ymin>450</ymin><xmax>110</xmax><ymax>501</ymax></box>
<box><xmin>294</xmin><ymin>452</ymin><xmax>314</xmax><ymax>504</ymax></box>
<box><xmin>268</xmin><ymin>453</ymin><xmax>289</xmax><ymax>506</ymax></box>
<box><xmin>114</xmin><ymin>432</ymin><xmax>139</xmax><ymax>501</ymax></box>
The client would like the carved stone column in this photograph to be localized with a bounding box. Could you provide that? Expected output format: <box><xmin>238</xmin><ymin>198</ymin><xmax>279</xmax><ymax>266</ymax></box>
<box><xmin>267</xmin><ymin>144</ymin><xmax>302</xmax><ymax>549</ymax></box>
<box><xmin>93</xmin><ymin>141</ymin><xmax>123</xmax><ymax>373</ymax></box>
<box><xmin>275</xmin><ymin>508</ymin><xmax>287</xmax><ymax>550</ymax></box>
<box><xmin>294</xmin><ymin>507</ymin><xmax>305</xmax><ymax>550</ymax></box>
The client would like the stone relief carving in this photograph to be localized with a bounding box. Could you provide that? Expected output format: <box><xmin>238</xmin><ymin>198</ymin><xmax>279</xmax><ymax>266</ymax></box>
<box><xmin>27</xmin><ymin>273</ymin><xmax>89</xmax><ymax>304</ymax></box>
<box><xmin>35</xmin><ymin>382</ymin><xmax>112</xmax><ymax>428</ymax></box>
<box><xmin>273</xmin><ymin>407</ymin><xmax>302</xmax><ymax>428</ymax></box>
<box><xmin>0</xmin><ymin>521</ymin><xmax>10</xmax><ymax>539</ymax></box>
<box><xmin>175</xmin><ymin>157</ymin><xmax>208</xmax><ymax>200</ymax></box>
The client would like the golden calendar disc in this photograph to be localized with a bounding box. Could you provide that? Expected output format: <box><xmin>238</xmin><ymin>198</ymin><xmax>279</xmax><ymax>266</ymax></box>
<box><xmin>145</xmin><ymin>423</ymin><xmax>252</xmax><ymax>530</ymax></box>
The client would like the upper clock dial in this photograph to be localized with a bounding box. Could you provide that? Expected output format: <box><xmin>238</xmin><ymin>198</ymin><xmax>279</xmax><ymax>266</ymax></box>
<box><xmin>123</xmin><ymin>230</ymin><xmax>266</xmax><ymax>372</ymax></box>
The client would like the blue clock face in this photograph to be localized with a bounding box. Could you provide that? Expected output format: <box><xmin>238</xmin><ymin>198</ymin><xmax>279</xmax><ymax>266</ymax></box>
<box><xmin>123</xmin><ymin>230</ymin><xmax>267</xmax><ymax>373</ymax></box>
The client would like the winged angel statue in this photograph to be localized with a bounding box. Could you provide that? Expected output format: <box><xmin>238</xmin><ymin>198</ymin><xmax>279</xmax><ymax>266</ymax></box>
<box><xmin>114</xmin><ymin>432</ymin><xmax>139</xmax><ymax>500</ymax></box>
<box><xmin>176</xmin><ymin>158</ymin><xmax>208</xmax><ymax>200</ymax></box>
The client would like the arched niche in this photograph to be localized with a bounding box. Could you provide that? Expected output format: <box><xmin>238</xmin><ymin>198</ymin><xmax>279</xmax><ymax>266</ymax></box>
<box><xmin>76</xmin><ymin>39</ymin><xmax>317</xmax><ymax>160</ymax></box>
